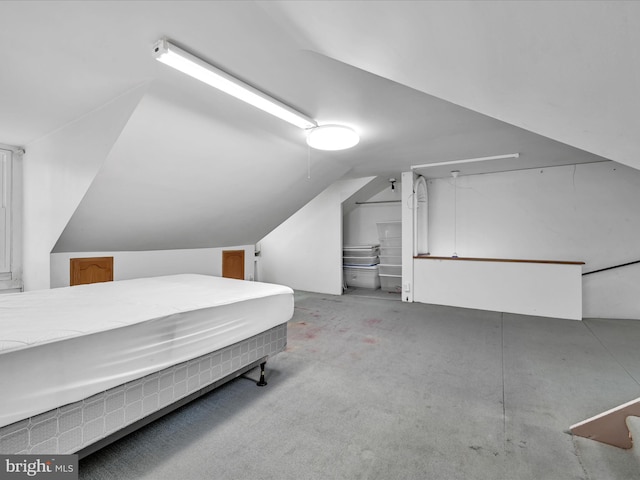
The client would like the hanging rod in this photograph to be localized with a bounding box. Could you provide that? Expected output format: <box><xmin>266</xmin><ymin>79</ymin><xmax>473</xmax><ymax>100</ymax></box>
<box><xmin>355</xmin><ymin>200</ymin><xmax>402</xmax><ymax>205</ymax></box>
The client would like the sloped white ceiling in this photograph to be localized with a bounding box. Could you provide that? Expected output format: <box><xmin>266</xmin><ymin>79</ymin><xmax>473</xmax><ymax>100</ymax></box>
<box><xmin>267</xmin><ymin>0</ymin><xmax>640</xmax><ymax>171</ymax></box>
<box><xmin>0</xmin><ymin>1</ymin><xmax>632</xmax><ymax>253</ymax></box>
<box><xmin>24</xmin><ymin>85</ymin><xmax>146</xmax><ymax>258</ymax></box>
<box><xmin>52</xmin><ymin>80</ymin><xmax>351</xmax><ymax>251</ymax></box>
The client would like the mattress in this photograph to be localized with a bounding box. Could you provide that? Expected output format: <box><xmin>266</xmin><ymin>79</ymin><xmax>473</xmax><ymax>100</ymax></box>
<box><xmin>0</xmin><ymin>274</ymin><xmax>294</xmax><ymax>429</ymax></box>
<box><xmin>1</xmin><ymin>323</ymin><xmax>287</xmax><ymax>455</ymax></box>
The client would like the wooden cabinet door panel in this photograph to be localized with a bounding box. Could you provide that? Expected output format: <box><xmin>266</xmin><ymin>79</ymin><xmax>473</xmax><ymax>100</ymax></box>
<box><xmin>222</xmin><ymin>250</ymin><xmax>244</xmax><ymax>280</ymax></box>
<box><xmin>70</xmin><ymin>257</ymin><xmax>114</xmax><ymax>286</ymax></box>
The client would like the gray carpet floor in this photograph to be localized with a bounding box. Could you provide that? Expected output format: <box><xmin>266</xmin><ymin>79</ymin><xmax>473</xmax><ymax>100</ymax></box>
<box><xmin>79</xmin><ymin>290</ymin><xmax>640</xmax><ymax>479</ymax></box>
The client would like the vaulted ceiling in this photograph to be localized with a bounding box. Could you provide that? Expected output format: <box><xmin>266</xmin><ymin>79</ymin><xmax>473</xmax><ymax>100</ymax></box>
<box><xmin>0</xmin><ymin>1</ymin><xmax>637</xmax><ymax>252</ymax></box>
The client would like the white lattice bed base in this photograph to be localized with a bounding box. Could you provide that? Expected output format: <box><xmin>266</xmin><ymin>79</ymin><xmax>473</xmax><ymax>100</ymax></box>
<box><xmin>0</xmin><ymin>323</ymin><xmax>286</xmax><ymax>456</ymax></box>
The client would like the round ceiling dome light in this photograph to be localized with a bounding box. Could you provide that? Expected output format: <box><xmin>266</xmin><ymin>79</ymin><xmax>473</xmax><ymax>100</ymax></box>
<box><xmin>306</xmin><ymin>124</ymin><xmax>360</xmax><ymax>151</ymax></box>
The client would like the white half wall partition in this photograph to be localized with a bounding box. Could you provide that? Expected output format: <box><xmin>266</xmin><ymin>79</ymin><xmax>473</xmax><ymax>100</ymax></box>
<box><xmin>414</xmin><ymin>256</ymin><xmax>584</xmax><ymax>320</ymax></box>
<box><xmin>401</xmin><ymin>163</ymin><xmax>640</xmax><ymax>320</ymax></box>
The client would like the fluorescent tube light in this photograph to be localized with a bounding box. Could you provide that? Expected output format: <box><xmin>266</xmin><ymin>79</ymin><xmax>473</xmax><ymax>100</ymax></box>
<box><xmin>411</xmin><ymin>153</ymin><xmax>520</xmax><ymax>170</ymax></box>
<box><xmin>153</xmin><ymin>38</ymin><xmax>317</xmax><ymax>130</ymax></box>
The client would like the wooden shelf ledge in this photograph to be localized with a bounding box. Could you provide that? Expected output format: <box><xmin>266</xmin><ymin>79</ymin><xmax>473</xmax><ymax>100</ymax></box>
<box><xmin>414</xmin><ymin>255</ymin><xmax>585</xmax><ymax>266</ymax></box>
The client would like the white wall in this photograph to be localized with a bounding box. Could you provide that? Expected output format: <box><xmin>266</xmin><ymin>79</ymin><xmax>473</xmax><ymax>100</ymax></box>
<box><xmin>23</xmin><ymin>86</ymin><xmax>145</xmax><ymax>291</ymax></box>
<box><xmin>421</xmin><ymin>161</ymin><xmax>640</xmax><ymax>319</ymax></box>
<box><xmin>258</xmin><ymin>177</ymin><xmax>374</xmax><ymax>294</ymax></box>
<box><xmin>583</xmin><ymin>267</ymin><xmax>640</xmax><ymax>320</ymax></box>
<box><xmin>50</xmin><ymin>245</ymin><xmax>255</xmax><ymax>288</ymax></box>
<box><xmin>414</xmin><ymin>259</ymin><xmax>583</xmax><ymax>320</ymax></box>
<box><xmin>343</xmin><ymin>182</ymin><xmax>401</xmax><ymax>246</ymax></box>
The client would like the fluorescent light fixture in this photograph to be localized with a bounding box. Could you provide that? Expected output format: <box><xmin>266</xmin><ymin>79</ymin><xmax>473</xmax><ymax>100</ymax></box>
<box><xmin>411</xmin><ymin>153</ymin><xmax>520</xmax><ymax>170</ymax></box>
<box><xmin>306</xmin><ymin>124</ymin><xmax>360</xmax><ymax>151</ymax></box>
<box><xmin>153</xmin><ymin>38</ymin><xmax>317</xmax><ymax>130</ymax></box>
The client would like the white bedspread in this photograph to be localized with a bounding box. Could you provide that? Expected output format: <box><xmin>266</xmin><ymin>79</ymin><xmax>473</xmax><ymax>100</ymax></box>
<box><xmin>0</xmin><ymin>274</ymin><xmax>293</xmax><ymax>428</ymax></box>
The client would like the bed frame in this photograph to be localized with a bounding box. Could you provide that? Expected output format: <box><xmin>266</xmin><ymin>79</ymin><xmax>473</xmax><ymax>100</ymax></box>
<box><xmin>0</xmin><ymin>322</ymin><xmax>287</xmax><ymax>458</ymax></box>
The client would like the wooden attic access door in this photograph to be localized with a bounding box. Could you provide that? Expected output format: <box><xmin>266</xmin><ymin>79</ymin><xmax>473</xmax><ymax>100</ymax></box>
<box><xmin>70</xmin><ymin>257</ymin><xmax>114</xmax><ymax>286</ymax></box>
<box><xmin>222</xmin><ymin>250</ymin><xmax>245</xmax><ymax>280</ymax></box>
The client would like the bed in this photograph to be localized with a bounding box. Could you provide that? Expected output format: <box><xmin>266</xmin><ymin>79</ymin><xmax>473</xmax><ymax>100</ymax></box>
<box><xmin>0</xmin><ymin>274</ymin><xmax>293</xmax><ymax>457</ymax></box>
